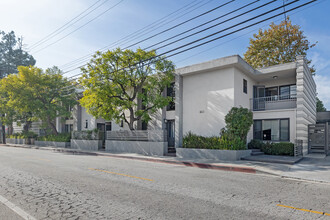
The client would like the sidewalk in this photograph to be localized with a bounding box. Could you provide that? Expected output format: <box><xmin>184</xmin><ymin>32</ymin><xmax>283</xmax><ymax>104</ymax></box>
<box><xmin>2</xmin><ymin>143</ymin><xmax>330</xmax><ymax>184</ymax></box>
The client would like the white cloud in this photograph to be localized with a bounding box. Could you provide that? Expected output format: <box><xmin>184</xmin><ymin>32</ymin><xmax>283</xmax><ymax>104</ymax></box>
<box><xmin>314</xmin><ymin>74</ymin><xmax>330</xmax><ymax>109</ymax></box>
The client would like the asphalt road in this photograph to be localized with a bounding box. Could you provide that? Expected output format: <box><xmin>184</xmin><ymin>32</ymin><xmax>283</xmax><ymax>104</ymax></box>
<box><xmin>0</xmin><ymin>145</ymin><xmax>329</xmax><ymax>220</ymax></box>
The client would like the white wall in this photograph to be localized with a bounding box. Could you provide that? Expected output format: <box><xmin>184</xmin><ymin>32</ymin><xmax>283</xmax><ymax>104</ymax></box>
<box><xmin>182</xmin><ymin>67</ymin><xmax>235</xmax><ymax>137</ymax></box>
<box><xmin>234</xmin><ymin>68</ymin><xmax>255</xmax><ymax>109</ymax></box>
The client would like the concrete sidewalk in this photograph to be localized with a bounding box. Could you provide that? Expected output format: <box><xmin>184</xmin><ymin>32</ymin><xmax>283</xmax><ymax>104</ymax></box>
<box><xmin>2</xmin><ymin>143</ymin><xmax>330</xmax><ymax>184</ymax></box>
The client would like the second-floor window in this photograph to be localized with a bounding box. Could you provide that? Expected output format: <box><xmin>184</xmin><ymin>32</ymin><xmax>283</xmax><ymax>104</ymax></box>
<box><xmin>167</xmin><ymin>82</ymin><xmax>175</xmax><ymax>111</ymax></box>
<box><xmin>243</xmin><ymin>79</ymin><xmax>247</xmax><ymax>94</ymax></box>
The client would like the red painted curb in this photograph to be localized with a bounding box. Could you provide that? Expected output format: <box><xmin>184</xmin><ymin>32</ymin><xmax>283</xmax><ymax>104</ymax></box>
<box><xmin>1</xmin><ymin>144</ymin><xmax>257</xmax><ymax>174</ymax></box>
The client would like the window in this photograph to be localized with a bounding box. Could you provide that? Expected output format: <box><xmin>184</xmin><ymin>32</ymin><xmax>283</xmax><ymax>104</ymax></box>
<box><xmin>105</xmin><ymin>122</ymin><xmax>112</xmax><ymax>131</ymax></box>
<box><xmin>280</xmin><ymin>84</ymin><xmax>296</xmax><ymax>99</ymax></box>
<box><xmin>265</xmin><ymin>87</ymin><xmax>278</xmax><ymax>97</ymax></box>
<box><xmin>167</xmin><ymin>82</ymin><xmax>175</xmax><ymax>111</ymax></box>
<box><xmin>253</xmin><ymin>119</ymin><xmax>289</xmax><ymax>141</ymax></box>
<box><xmin>85</xmin><ymin>120</ymin><xmax>88</xmax><ymax>129</ymax></box>
<box><xmin>243</xmin><ymin>79</ymin><xmax>247</xmax><ymax>94</ymax></box>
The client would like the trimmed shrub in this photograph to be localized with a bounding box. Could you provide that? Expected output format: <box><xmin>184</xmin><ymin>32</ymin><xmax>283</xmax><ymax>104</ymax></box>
<box><xmin>247</xmin><ymin>139</ymin><xmax>263</xmax><ymax>149</ymax></box>
<box><xmin>261</xmin><ymin>142</ymin><xmax>294</xmax><ymax>156</ymax></box>
<box><xmin>37</xmin><ymin>133</ymin><xmax>71</xmax><ymax>142</ymax></box>
<box><xmin>183</xmin><ymin>132</ymin><xmax>246</xmax><ymax>150</ymax></box>
<box><xmin>247</xmin><ymin>139</ymin><xmax>294</xmax><ymax>156</ymax></box>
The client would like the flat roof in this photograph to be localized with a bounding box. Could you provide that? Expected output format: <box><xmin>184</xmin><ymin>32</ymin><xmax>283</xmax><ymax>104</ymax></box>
<box><xmin>176</xmin><ymin>55</ymin><xmax>297</xmax><ymax>82</ymax></box>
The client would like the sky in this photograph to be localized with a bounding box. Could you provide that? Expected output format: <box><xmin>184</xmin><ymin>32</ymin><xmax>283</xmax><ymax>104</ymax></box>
<box><xmin>0</xmin><ymin>0</ymin><xmax>329</xmax><ymax>108</ymax></box>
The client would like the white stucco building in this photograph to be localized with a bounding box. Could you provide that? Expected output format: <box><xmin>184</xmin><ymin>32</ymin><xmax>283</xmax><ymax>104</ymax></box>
<box><xmin>173</xmin><ymin>55</ymin><xmax>316</xmax><ymax>155</ymax></box>
<box><xmin>52</xmin><ymin>55</ymin><xmax>316</xmax><ymax>155</ymax></box>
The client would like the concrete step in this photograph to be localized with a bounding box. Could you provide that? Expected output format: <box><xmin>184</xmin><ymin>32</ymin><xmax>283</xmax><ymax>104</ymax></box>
<box><xmin>167</xmin><ymin>147</ymin><xmax>176</xmax><ymax>154</ymax></box>
<box><xmin>310</xmin><ymin>149</ymin><xmax>325</xmax><ymax>153</ymax></box>
<box><xmin>251</xmin><ymin>149</ymin><xmax>261</xmax><ymax>152</ymax></box>
<box><xmin>251</xmin><ymin>151</ymin><xmax>264</xmax><ymax>156</ymax></box>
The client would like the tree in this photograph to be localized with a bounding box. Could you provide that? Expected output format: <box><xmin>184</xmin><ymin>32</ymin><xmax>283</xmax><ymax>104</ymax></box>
<box><xmin>0</xmin><ymin>31</ymin><xmax>36</xmax><ymax>78</ymax></box>
<box><xmin>244</xmin><ymin>17</ymin><xmax>316</xmax><ymax>73</ymax></box>
<box><xmin>1</xmin><ymin>66</ymin><xmax>77</xmax><ymax>134</ymax></box>
<box><xmin>316</xmin><ymin>97</ymin><xmax>326</xmax><ymax>112</ymax></box>
<box><xmin>224</xmin><ymin>107</ymin><xmax>253</xmax><ymax>144</ymax></box>
<box><xmin>80</xmin><ymin>48</ymin><xmax>175</xmax><ymax>130</ymax></box>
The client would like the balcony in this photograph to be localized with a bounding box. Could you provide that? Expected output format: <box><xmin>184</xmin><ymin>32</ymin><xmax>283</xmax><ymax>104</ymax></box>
<box><xmin>250</xmin><ymin>95</ymin><xmax>297</xmax><ymax>111</ymax></box>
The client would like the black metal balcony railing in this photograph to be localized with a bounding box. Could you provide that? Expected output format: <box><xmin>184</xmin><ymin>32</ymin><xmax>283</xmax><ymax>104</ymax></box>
<box><xmin>251</xmin><ymin>94</ymin><xmax>297</xmax><ymax>111</ymax></box>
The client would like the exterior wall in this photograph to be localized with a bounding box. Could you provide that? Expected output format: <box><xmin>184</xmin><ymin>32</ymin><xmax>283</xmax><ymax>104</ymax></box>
<box><xmin>181</xmin><ymin>67</ymin><xmax>235</xmax><ymax>137</ymax></box>
<box><xmin>12</xmin><ymin>121</ymin><xmax>43</xmax><ymax>135</ymax></box>
<box><xmin>234</xmin><ymin>68</ymin><xmax>255</xmax><ymax>108</ymax></box>
<box><xmin>255</xmin><ymin>77</ymin><xmax>296</xmax><ymax>88</ymax></box>
<box><xmin>251</xmin><ymin>109</ymin><xmax>297</xmax><ymax>144</ymax></box>
<box><xmin>295</xmin><ymin>56</ymin><xmax>317</xmax><ymax>154</ymax></box>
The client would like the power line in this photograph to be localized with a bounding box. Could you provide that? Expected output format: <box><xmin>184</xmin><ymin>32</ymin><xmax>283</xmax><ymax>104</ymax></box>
<box><xmin>150</xmin><ymin>0</ymin><xmax>277</xmax><ymax>52</ymax></box>
<box><xmin>61</xmin><ymin>0</ymin><xmax>301</xmax><ymax>77</ymax></box>
<box><xmin>143</xmin><ymin>0</ymin><xmax>260</xmax><ymax>51</ymax></box>
<box><xmin>59</xmin><ymin>0</ymin><xmax>206</xmax><ymax>69</ymax></box>
<box><xmin>32</xmin><ymin>0</ymin><xmax>125</xmax><ymax>54</ymax></box>
<box><xmin>60</xmin><ymin>0</ymin><xmax>217</xmax><ymax>71</ymax></box>
<box><xmin>176</xmin><ymin>0</ymin><xmax>324</xmax><ymax>65</ymax></box>
<box><xmin>60</xmin><ymin>0</ymin><xmax>316</xmax><ymax>93</ymax></box>
<box><xmin>29</xmin><ymin>0</ymin><xmax>108</xmax><ymax>50</ymax></box>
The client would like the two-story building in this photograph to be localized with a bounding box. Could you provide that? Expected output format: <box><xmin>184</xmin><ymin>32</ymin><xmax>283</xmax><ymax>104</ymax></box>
<box><xmin>52</xmin><ymin>55</ymin><xmax>316</xmax><ymax>156</ymax></box>
<box><xmin>173</xmin><ymin>55</ymin><xmax>316</xmax><ymax>155</ymax></box>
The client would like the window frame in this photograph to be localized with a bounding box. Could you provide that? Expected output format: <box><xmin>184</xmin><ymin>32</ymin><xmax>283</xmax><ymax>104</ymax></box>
<box><xmin>253</xmin><ymin>118</ymin><xmax>290</xmax><ymax>142</ymax></box>
<box><xmin>243</xmin><ymin>79</ymin><xmax>247</xmax><ymax>94</ymax></box>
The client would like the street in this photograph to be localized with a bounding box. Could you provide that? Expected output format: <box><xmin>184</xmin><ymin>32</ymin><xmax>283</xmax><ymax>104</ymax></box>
<box><xmin>0</xmin><ymin>145</ymin><xmax>329</xmax><ymax>220</ymax></box>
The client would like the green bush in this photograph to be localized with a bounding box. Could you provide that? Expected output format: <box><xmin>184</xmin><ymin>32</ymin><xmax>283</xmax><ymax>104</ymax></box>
<box><xmin>183</xmin><ymin>132</ymin><xmax>246</xmax><ymax>150</ymax></box>
<box><xmin>247</xmin><ymin>139</ymin><xmax>263</xmax><ymax>149</ymax></box>
<box><xmin>37</xmin><ymin>133</ymin><xmax>71</xmax><ymax>142</ymax></box>
<box><xmin>247</xmin><ymin>139</ymin><xmax>294</xmax><ymax>156</ymax></box>
<box><xmin>8</xmin><ymin>131</ymin><xmax>38</xmax><ymax>139</ymax></box>
<box><xmin>261</xmin><ymin>142</ymin><xmax>294</xmax><ymax>156</ymax></box>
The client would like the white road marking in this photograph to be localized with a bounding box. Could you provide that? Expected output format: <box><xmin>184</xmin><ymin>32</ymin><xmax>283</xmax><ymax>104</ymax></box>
<box><xmin>0</xmin><ymin>194</ymin><xmax>36</xmax><ymax>220</ymax></box>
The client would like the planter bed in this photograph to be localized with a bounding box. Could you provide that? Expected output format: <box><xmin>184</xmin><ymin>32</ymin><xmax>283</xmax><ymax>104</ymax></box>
<box><xmin>35</xmin><ymin>141</ymin><xmax>70</xmax><ymax>148</ymax></box>
<box><xmin>105</xmin><ymin>140</ymin><xmax>167</xmax><ymax>156</ymax></box>
<box><xmin>70</xmin><ymin>139</ymin><xmax>103</xmax><ymax>151</ymax></box>
<box><xmin>176</xmin><ymin>148</ymin><xmax>252</xmax><ymax>161</ymax></box>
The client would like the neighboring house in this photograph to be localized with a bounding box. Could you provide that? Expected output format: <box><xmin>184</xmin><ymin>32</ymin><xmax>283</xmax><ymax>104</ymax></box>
<box><xmin>54</xmin><ymin>55</ymin><xmax>316</xmax><ymax>155</ymax></box>
<box><xmin>11</xmin><ymin>121</ymin><xmax>44</xmax><ymax>136</ymax></box>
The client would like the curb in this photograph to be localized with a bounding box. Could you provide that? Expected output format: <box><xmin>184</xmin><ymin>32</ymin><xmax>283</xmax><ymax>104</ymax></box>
<box><xmin>1</xmin><ymin>144</ymin><xmax>257</xmax><ymax>174</ymax></box>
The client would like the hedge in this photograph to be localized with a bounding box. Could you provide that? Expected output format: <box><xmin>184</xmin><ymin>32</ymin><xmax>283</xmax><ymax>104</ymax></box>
<box><xmin>248</xmin><ymin>139</ymin><xmax>294</xmax><ymax>156</ymax></box>
<box><xmin>37</xmin><ymin>133</ymin><xmax>71</xmax><ymax>142</ymax></box>
<box><xmin>183</xmin><ymin>132</ymin><xmax>246</xmax><ymax>151</ymax></box>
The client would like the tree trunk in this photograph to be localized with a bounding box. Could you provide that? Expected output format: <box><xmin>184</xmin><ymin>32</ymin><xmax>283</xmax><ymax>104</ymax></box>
<box><xmin>48</xmin><ymin>117</ymin><xmax>58</xmax><ymax>135</ymax></box>
<box><xmin>128</xmin><ymin>107</ymin><xmax>135</xmax><ymax>130</ymax></box>
<box><xmin>23</xmin><ymin>121</ymin><xmax>32</xmax><ymax>132</ymax></box>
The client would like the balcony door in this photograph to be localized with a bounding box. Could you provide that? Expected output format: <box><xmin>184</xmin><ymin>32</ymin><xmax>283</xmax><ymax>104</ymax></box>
<box><xmin>253</xmin><ymin>86</ymin><xmax>265</xmax><ymax>110</ymax></box>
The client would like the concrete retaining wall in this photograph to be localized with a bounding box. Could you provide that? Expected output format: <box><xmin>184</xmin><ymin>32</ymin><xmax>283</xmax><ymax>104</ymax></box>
<box><xmin>105</xmin><ymin>140</ymin><xmax>167</xmax><ymax>156</ymax></box>
<box><xmin>35</xmin><ymin>141</ymin><xmax>70</xmax><ymax>148</ymax></box>
<box><xmin>7</xmin><ymin>138</ymin><xmax>27</xmax><ymax>145</ymax></box>
<box><xmin>176</xmin><ymin>148</ymin><xmax>252</xmax><ymax>161</ymax></box>
<box><xmin>70</xmin><ymin>139</ymin><xmax>102</xmax><ymax>151</ymax></box>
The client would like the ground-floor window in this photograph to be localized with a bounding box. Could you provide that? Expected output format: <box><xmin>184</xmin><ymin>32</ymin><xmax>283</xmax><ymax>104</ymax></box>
<box><xmin>253</xmin><ymin>119</ymin><xmax>289</xmax><ymax>141</ymax></box>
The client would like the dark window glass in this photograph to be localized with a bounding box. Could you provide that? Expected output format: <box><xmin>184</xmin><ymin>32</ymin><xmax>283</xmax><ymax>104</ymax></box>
<box><xmin>243</xmin><ymin>79</ymin><xmax>247</xmax><ymax>94</ymax></box>
<box><xmin>142</xmin><ymin>121</ymin><xmax>148</xmax><ymax>130</ymax></box>
<box><xmin>280</xmin><ymin>86</ymin><xmax>290</xmax><ymax>99</ymax></box>
<box><xmin>85</xmin><ymin>120</ymin><xmax>88</xmax><ymax>129</ymax></box>
<box><xmin>105</xmin><ymin>122</ymin><xmax>112</xmax><ymax>131</ymax></box>
<box><xmin>253</xmin><ymin>120</ymin><xmax>262</xmax><ymax>140</ymax></box>
<box><xmin>167</xmin><ymin>82</ymin><xmax>175</xmax><ymax>111</ymax></box>
<box><xmin>280</xmin><ymin>119</ymin><xmax>289</xmax><ymax>141</ymax></box>
<box><xmin>265</xmin><ymin>87</ymin><xmax>278</xmax><ymax>97</ymax></box>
